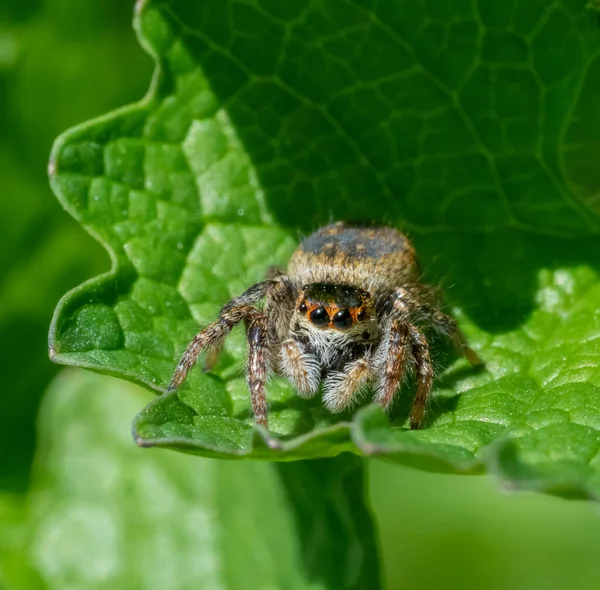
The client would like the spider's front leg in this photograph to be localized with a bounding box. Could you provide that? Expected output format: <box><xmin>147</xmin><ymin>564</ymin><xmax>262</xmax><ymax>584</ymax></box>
<box><xmin>375</xmin><ymin>292</ymin><xmax>434</xmax><ymax>429</ymax></box>
<box><xmin>374</xmin><ymin>317</ymin><xmax>433</xmax><ymax>429</ymax></box>
<box><xmin>374</xmin><ymin>319</ymin><xmax>409</xmax><ymax>410</ymax></box>
<box><xmin>406</xmin><ymin>324</ymin><xmax>434</xmax><ymax>429</ymax></box>
<box><xmin>322</xmin><ymin>357</ymin><xmax>374</xmax><ymax>413</ymax></box>
<box><xmin>169</xmin><ymin>279</ymin><xmax>294</xmax><ymax>428</ymax></box>
<box><xmin>168</xmin><ymin>304</ymin><xmax>256</xmax><ymax>390</ymax></box>
<box><xmin>173</xmin><ymin>306</ymin><xmax>271</xmax><ymax>427</ymax></box>
<box><xmin>278</xmin><ymin>339</ymin><xmax>321</xmax><ymax>398</ymax></box>
<box><xmin>202</xmin><ymin>280</ymin><xmax>280</xmax><ymax>372</ymax></box>
<box><xmin>394</xmin><ymin>287</ymin><xmax>482</xmax><ymax>366</ymax></box>
<box><xmin>168</xmin><ymin>280</ymin><xmax>276</xmax><ymax>391</ymax></box>
<box><xmin>246</xmin><ymin>312</ymin><xmax>270</xmax><ymax>427</ymax></box>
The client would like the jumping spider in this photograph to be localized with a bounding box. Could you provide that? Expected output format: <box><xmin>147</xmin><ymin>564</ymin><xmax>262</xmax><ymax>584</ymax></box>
<box><xmin>168</xmin><ymin>222</ymin><xmax>481</xmax><ymax>429</ymax></box>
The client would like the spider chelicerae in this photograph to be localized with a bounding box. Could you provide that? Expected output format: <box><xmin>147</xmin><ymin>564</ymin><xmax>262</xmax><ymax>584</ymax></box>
<box><xmin>168</xmin><ymin>222</ymin><xmax>481</xmax><ymax>429</ymax></box>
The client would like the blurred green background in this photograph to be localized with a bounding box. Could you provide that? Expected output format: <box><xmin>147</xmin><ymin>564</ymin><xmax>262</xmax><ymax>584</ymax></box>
<box><xmin>1</xmin><ymin>1</ymin><xmax>600</xmax><ymax>589</ymax></box>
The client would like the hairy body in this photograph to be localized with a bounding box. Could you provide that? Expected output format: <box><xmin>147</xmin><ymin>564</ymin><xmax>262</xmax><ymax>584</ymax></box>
<box><xmin>169</xmin><ymin>222</ymin><xmax>480</xmax><ymax>429</ymax></box>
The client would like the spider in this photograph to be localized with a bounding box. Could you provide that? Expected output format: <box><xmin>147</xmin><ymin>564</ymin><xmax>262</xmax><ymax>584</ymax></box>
<box><xmin>168</xmin><ymin>222</ymin><xmax>481</xmax><ymax>429</ymax></box>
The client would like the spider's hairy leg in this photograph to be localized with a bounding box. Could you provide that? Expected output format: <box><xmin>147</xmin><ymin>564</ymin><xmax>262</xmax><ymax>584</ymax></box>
<box><xmin>393</xmin><ymin>287</ymin><xmax>482</xmax><ymax>366</ymax></box>
<box><xmin>169</xmin><ymin>280</ymin><xmax>276</xmax><ymax>390</ymax></box>
<box><xmin>247</xmin><ymin>313</ymin><xmax>269</xmax><ymax>427</ymax></box>
<box><xmin>429</xmin><ymin>308</ymin><xmax>482</xmax><ymax>366</ymax></box>
<box><xmin>201</xmin><ymin>280</ymin><xmax>279</xmax><ymax>372</ymax></box>
<box><xmin>278</xmin><ymin>339</ymin><xmax>321</xmax><ymax>397</ymax></box>
<box><xmin>407</xmin><ymin>324</ymin><xmax>434</xmax><ymax>430</ymax></box>
<box><xmin>374</xmin><ymin>320</ymin><xmax>409</xmax><ymax>410</ymax></box>
<box><xmin>168</xmin><ymin>304</ymin><xmax>257</xmax><ymax>391</ymax></box>
<box><xmin>265</xmin><ymin>265</ymin><xmax>286</xmax><ymax>280</ymax></box>
<box><xmin>322</xmin><ymin>357</ymin><xmax>373</xmax><ymax>413</ymax></box>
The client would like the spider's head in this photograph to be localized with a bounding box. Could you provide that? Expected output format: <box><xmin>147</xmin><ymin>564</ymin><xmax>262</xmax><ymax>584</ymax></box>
<box><xmin>295</xmin><ymin>282</ymin><xmax>373</xmax><ymax>332</ymax></box>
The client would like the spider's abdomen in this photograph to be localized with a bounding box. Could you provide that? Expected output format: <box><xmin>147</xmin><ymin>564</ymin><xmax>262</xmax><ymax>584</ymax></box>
<box><xmin>287</xmin><ymin>222</ymin><xmax>418</xmax><ymax>295</ymax></box>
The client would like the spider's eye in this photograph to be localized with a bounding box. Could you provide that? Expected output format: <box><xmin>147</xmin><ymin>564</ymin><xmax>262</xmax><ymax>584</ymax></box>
<box><xmin>333</xmin><ymin>309</ymin><xmax>352</xmax><ymax>329</ymax></box>
<box><xmin>299</xmin><ymin>302</ymin><xmax>308</xmax><ymax>313</ymax></box>
<box><xmin>309</xmin><ymin>307</ymin><xmax>329</xmax><ymax>327</ymax></box>
<box><xmin>357</xmin><ymin>309</ymin><xmax>366</xmax><ymax>321</ymax></box>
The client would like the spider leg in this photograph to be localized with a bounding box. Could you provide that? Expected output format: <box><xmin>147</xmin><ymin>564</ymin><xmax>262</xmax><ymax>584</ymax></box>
<box><xmin>264</xmin><ymin>277</ymin><xmax>296</xmax><ymax>344</ymax></box>
<box><xmin>407</xmin><ymin>324</ymin><xmax>434</xmax><ymax>430</ymax></box>
<box><xmin>169</xmin><ymin>280</ymin><xmax>276</xmax><ymax>389</ymax></box>
<box><xmin>322</xmin><ymin>357</ymin><xmax>373</xmax><ymax>413</ymax></box>
<box><xmin>168</xmin><ymin>304</ymin><xmax>259</xmax><ymax>391</ymax></box>
<box><xmin>246</xmin><ymin>313</ymin><xmax>270</xmax><ymax>427</ymax></box>
<box><xmin>201</xmin><ymin>280</ymin><xmax>278</xmax><ymax>372</ymax></box>
<box><xmin>265</xmin><ymin>266</ymin><xmax>286</xmax><ymax>280</ymax></box>
<box><xmin>374</xmin><ymin>320</ymin><xmax>410</xmax><ymax>410</ymax></box>
<box><xmin>393</xmin><ymin>287</ymin><xmax>481</xmax><ymax>366</ymax></box>
<box><xmin>428</xmin><ymin>308</ymin><xmax>481</xmax><ymax>366</ymax></box>
<box><xmin>278</xmin><ymin>339</ymin><xmax>321</xmax><ymax>398</ymax></box>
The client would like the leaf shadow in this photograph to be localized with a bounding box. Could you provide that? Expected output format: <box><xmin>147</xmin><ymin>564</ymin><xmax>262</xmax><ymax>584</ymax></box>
<box><xmin>412</xmin><ymin>231</ymin><xmax>600</xmax><ymax>334</ymax></box>
<box><xmin>382</xmin><ymin>352</ymin><xmax>483</xmax><ymax>428</ymax></box>
<box><xmin>167</xmin><ymin>11</ymin><xmax>600</xmax><ymax>336</ymax></box>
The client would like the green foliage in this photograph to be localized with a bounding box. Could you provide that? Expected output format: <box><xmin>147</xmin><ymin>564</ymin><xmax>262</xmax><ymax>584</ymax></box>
<box><xmin>0</xmin><ymin>0</ymin><xmax>153</xmax><ymax>490</ymax></box>
<box><xmin>25</xmin><ymin>369</ymin><xmax>378</xmax><ymax>590</ymax></box>
<box><xmin>0</xmin><ymin>494</ymin><xmax>42</xmax><ymax>590</ymax></box>
<box><xmin>49</xmin><ymin>0</ymin><xmax>600</xmax><ymax>499</ymax></box>
<box><xmin>372</xmin><ymin>461</ymin><xmax>600</xmax><ymax>590</ymax></box>
<box><xmin>6</xmin><ymin>369</ymin><xmax>600</xmax><ymax>590</ymax></box>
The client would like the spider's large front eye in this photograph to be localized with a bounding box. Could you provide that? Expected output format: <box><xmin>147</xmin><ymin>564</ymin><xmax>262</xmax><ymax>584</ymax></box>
<box><xmin>333</xmin><ymin>309</ymin><xmax>352</xmax><ymax>329</ymax></box>
<box><xmin>309</xmin><ymin>307</ymin><xmax>329</xmax><ymax>327</ymax></box>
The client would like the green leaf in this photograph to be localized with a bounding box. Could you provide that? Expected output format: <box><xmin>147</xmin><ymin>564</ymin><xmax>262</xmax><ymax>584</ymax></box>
<box><xmin>370</xmin><ymin>461</ymin><xmax>600</xmax><ymax>589</ymax></box>
<box><xmin>277</xmin><ymin>458</ymin><xmax>382</xmax><ymax>590</ymax></box>
<box><xmin>0</xmin><ymin>0</ymin><xmax>153</xmax><ymax>490</ymax></box>
<box><xmin>28</xmin><ymin>369</ymin><xmax>381</xmax><ymax>589</ymax></box>
<box><xmin>49</xmin><ymin>0</ymin><xmax>600</xmax><ymax>497</ymax></box>
<box><xmin>0</xmin><ymin>494</ymin><xmax>43</xmax><ymax>590</ymax></box>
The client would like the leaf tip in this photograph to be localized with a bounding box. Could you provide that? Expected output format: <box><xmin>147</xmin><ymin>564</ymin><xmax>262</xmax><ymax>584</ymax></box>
<box><xmin>132</xmin><ymin>428</ymin><xmax>152</xmax><ymax>448</ymax></box>
<box><xmin>134</xmin><ymin>0</ymin><xmax>148</xmax><ymax>16</ymax></box>
<box><xmin>48</xmin><ymin>343</ymin><xmax>58</xmax><ymax>363</ymax></box>
<box><xmin>134</xmin><ymin>436</ymin><xmax>149</xmax><ymax>448</ymax></box>
<box><xmin>47</xmin><ymin>156</ymin><xmax>57</xmax><ymax>178</ymax></box>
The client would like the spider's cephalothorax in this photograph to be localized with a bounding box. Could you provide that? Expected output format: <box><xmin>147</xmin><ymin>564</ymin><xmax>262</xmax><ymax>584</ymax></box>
<box><xmin>168</xmin><ymin>222</ymin><xmax>481</xmax><ymax>429</ymax></box>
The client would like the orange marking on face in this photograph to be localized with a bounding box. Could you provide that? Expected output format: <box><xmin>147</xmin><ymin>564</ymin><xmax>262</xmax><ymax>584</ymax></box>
<box><xmin>299</xmin><ymin>300</ymin><xmax>368</xmax><ymax>329</ymax></box>
<box><xmin>302</xmin><ymin>301</ymin><xmax>319</xmax><ymax>319</ymax></box>
<box><xmin>323</xmin><ymin>304</ymin><xmax>338</xmax><ymax>328</ymax></box>
<box><xmin>349</xmin><ymin>307</ymin><xmax>361</xmax><ymax>323</ymax></box>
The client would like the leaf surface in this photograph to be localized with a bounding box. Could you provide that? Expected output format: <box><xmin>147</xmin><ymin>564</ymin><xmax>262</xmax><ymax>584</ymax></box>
<box><xmin>0</xmin><ymin>494</ymin><xmax>42</xmax><ymax>590</ymax></box>
<box><xmin>0</xmin><ymin>0</ymin><xmax>152</xmax><ymax>490</ymax></box>
<box><xmin>28</xmin><ymin>369</ymin><xmax>336</xmax><ymax>590</ymax></box>
<box><xmin>49</xmin><ymin>0</ymin><xmax>600</xmax><ymax>497</ymax></box>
